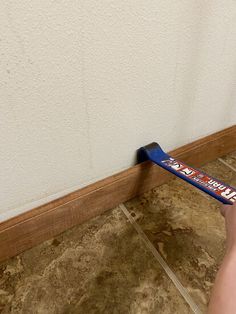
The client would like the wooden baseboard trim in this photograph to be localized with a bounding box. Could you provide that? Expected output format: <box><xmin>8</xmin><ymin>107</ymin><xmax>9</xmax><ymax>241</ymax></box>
<box><xmin>1</xmin><ymin>125</ymin><xmax>236</xmax><ymax>262</ymax></box>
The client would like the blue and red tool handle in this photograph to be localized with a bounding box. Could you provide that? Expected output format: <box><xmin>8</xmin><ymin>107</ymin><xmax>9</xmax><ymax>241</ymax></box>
<box><xmin>138</xmin><ymin>143</ymin><xmax>236</xmax><ymax>205</ymax></box>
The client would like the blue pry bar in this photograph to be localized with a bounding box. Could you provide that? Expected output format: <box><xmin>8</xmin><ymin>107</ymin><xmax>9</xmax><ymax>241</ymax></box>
<box><xmin>138</xmin><ymin>142</ymin><xmax>236</xmax><ymax>205</ymax></box>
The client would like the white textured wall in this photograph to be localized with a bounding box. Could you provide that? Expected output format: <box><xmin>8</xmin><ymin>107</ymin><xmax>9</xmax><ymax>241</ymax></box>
<box><xmin>1</xmin><ymin>0</ymin><xmax>236</xmax><ymax>221</ymax></box>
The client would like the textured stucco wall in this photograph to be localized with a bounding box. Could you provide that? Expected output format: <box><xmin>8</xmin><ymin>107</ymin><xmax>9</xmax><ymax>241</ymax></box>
<box><xmin>1</xmin><ymin>0</ymin><xmax>236</xmax><ymax>220</ymax></box>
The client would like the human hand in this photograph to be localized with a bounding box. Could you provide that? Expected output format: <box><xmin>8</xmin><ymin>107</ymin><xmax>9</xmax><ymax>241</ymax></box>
<box><xmin>208</xmin><ymin>202</ymin><xmax>236</xmax><ymax>314</ymax></box>
<box><xmin>221</xmin><ymin>203</ymin><xmax>236</xmax><ymax>253</ymax></box>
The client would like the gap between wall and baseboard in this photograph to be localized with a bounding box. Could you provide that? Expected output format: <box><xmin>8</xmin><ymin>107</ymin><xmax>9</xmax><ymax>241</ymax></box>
<box><xmin>0</xmin><ymin>125</ymin><xmax>236</xmax><ymax>262</ymax></box>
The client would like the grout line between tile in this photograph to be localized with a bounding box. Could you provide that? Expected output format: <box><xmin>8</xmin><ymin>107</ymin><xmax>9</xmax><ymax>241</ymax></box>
<box><xmin>119</xmin><ymin>203</ymin><xmax>202</xmax><ymax>314</ymax></box>
<box><xmin>218</xmin><ymin>158</ymin><xmax>236</xmax><ymax>173</ymax></box>
<box><xmin>190</xmin><ymin>185</ymin><xmax>213</xmax><ymax>201</ymax></box>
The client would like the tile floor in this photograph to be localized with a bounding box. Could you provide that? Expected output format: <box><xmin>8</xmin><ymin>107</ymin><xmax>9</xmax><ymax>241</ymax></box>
<box><xmin>0</xmin><ymin>152</ymin><xmax>235</xmax><ymax>314</ymax></box>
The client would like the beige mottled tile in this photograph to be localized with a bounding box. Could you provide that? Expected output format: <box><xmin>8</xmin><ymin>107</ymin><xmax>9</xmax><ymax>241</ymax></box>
<box><xmin>202</xmin><ymin>158</ymin><xmax>236</xmax><ymax>186</ymax></box>
<box><xmin>0</xmin><ymin>207</ymin><xmax>191</xmax><ymax>314</ymax></box>
<box><xmin>126</xmin><ymin>158</ymin><xmax>236</xmax><ymax>312</ymax></box>
<box><xmin>220</xmin><ymin>151</ymin><xmax>236</xmax><ymax>169</ymax></box>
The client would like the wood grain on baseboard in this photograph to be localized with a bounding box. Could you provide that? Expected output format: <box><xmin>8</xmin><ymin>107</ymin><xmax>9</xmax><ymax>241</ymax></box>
<box><xmin>0</xmin><ymin>125</ymin><xmax>236</xmax><ymax>262</ymax></box>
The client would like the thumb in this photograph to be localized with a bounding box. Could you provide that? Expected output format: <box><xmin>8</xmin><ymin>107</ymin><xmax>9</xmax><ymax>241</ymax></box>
<box><xmin>220</xmin><ymin>204</ymin><xmax>233</xmax><ymax>218</ymax></box>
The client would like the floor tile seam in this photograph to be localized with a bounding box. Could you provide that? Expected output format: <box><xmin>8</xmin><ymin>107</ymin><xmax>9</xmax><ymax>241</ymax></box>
<box><xmin>218</xmin><ymin>158</ymin><xmax>236</xmax><ymax>174</ymax></box>
<box><xmin>190</xmin><ymin>186</ymin><xmax>213</xmax><ymax>201</ymax></box>
<box><xmin>119</xmin><ymin>203</ymin><xmax>202</xmax><ymax>314</ymax></box>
